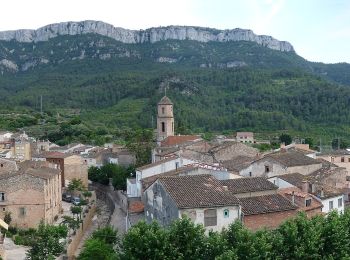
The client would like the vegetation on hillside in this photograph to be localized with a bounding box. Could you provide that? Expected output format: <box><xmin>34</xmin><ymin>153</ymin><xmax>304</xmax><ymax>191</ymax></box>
<box><xmin>1</xmin><ymin>35</ymin><xmax>350</xmax><ymax>143</ymax></box>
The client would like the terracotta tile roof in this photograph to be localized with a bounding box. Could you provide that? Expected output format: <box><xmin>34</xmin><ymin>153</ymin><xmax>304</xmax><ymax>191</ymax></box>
<box><xmin>136</xmin><ymin>156</ymin><xmax>178</xmax><ymax>171</ymax></box>
<box><xmin>220</xmin><ymin>156</ymin><xmax>257</xmax><ymax>171</ymax></box>
<box><xmin>37</xmin><ymin>151</ymin><xmax>68</xmax><ymax>159</ymax></box>
<box><xmin>263</xmin><ymin>150</ymin><xmax>320</xmax><ymax>167</ymax></box>
<box><xmin>161</xmin><ymin>135</ymin><xmax>201</xmax><ymax>147</ymax></box>
<box><xmin>278</xmin><ymin>187</ymin><xmax>323</xmax><ymax>212</ymax></box>
<box><xmin>141</xmin><ymin>165</ymin><xmax>198</xmax><ymax>190</ymax></box>
<box><xmin>306</xmin><ymin>166</ymin><xmax>344</xmax><ymax>184</ymax></box>
<box><xmin>278</xmin><ymin>173</ymin><xmax>306</xmax><ymax>189</ymax></box>
<box><xmin>239</xmin><ymin>194</ymin><xmax>298</xmax><ymax>215</ymax></box>
<box><xmin>129</xmin><ymin>200</ymin><xmax>145</xmax><ymax>213</ymax></box>
<box><xmin>159</xmin><ymin>175</ymin><xmax>240</xmax><ymax>209</ymax></box>
<box><xmin>219</xmin><ymin>177</ymin><xmax>278</xmax><ymax>194</ymax></box>
<box><xmin>158</xmin><ymin>96</ymin><xmax>173</xmax><ymax>105</ymax></box>
<box><xmin>315</xmin><ymin>158</ymin><xmax>339</xmax><ymax>168</ymax></box>
<box><xmin>236</xmin><ymin>132</ymin><xmax>254</xmax><ymax>137</ymax></box>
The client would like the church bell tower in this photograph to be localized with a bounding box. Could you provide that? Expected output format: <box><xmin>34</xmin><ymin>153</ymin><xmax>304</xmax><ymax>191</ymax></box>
<box><xmin>157</xmin><ymin>96</ymin><xmax>174</xmax><ymax>142</ymax></box>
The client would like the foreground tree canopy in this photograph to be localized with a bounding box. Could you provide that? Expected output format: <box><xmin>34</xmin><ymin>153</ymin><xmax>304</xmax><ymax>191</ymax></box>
<box><xmin>79</xmin><ymin>210</ymin><xmax>350</xmax><ymax>259</ymax></box>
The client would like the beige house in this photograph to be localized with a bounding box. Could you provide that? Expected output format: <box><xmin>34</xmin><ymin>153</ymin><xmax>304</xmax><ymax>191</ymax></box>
<box><xmin>64</xmin><ymin>154</ymin><xmax>88</xmax><ymax>188</ymax></box>
<box><xmin>240</xmin><ymin>150</ymin><xmax>323</xmax><ymax>178</ymax></box>
<box><xmin>317</xmin><ymin>150</ymin><xmax>350</xmax><ymax>174</ymax></box>
<box><xmin>0</xmin><ymin>161</ymin><xmax>62</xmax><ymax>228</ymax></box>
<box><xmin>236</xmin><ymin>132</ymin><xmax>254</xmax><ymax>143</ymax></box>
<box><xmin>11</xmin><ymin>140</ymin><xmax>31</xmax><ymax>161</ymax></box>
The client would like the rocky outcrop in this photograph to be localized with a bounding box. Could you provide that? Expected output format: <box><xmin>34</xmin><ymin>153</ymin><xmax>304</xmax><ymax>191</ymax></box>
<box><xmin>0</xmin><ymin>21</ymin><xmax>294</xmax><ymax>52</ymax></box>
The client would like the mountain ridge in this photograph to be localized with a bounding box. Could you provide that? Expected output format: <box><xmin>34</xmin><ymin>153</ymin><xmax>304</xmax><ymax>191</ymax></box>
<box><xmin>0</xmin><ymin>20</ymin><xmax>294</xmax><ymax>52</ymax></box>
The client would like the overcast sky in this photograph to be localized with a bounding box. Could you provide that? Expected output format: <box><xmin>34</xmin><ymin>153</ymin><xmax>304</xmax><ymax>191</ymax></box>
<box><xmin>1</xmin><ymin>0</ymin><xmax>349</xmax><ymax>63</ymax></box>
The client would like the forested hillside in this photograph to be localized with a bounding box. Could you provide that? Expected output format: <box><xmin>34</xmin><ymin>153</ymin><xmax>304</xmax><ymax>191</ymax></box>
<box><xmin>0</xmin><ymin>33</ymin><xmax>350</xmax><ymax>143</ymax></box>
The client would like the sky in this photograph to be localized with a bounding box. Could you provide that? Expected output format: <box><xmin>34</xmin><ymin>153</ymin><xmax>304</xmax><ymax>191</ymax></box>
<box><xmin>0</xmin><ymin>0</ymin><xmax>349</xmax><ymax>63</ymax></box>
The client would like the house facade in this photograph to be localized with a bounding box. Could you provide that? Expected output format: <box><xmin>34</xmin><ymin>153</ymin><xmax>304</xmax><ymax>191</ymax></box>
<box><xmin>144</xmin><ymin>175</ymin><xmax>241</xmax><ymax>232</ymax></box>
<box><xmin>127</xmin><ymin>156</ymin><xmax>195</xmax><ymax>197</ymax></box>
<box><xmin>240</xmin><ymin>150</ymin><xmax>322</xmax><ymax>178</ymax></box>
<box><xmin>0</xmin><ymin>161</ymin><xmax>62</xmax><ymax>228</ymax></box>
<box><xmin>236</xmin><ymin>132</ymin><xmax>254</xmax><ymax>143</ymax></box>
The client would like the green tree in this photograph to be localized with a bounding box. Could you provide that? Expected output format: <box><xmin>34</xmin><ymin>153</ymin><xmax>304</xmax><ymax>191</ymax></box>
<box><xmin>78</xmin><ymin>238</ymin><xmax>118</xmax><ymax>260</ymax></box>
<box><xmin>125</xmin><ymin>129</ymin><xmax>155</xmax><ymax>167</ymax></box>
<box><xmin>279</xmin><ymin>133</ymin><xmax>292</xmax><ymax>145</ymax></box>
<box><xmin>4</xmin><ymin>211</ymin><xmax>12</xmax><ymax>225</ymax></box>
<box><xmin>91</xmin><ymin>226</ymin><xmax>119</xmax><ymax>246</ymax></box>
<box><xmin>26</xmin><ymin>222</ymin><xmax>68</xmax><ymax>260</ymax></box>
<box><xmin>67</xmin><ymin>178</ymin><xmax>85</xmax><ymax>194</ymax></box>
<box><xmin>168</xmin><ymin>216</ymin><xmax>207</xmax><ymax>260</ymax></box>
<box><xmin>121</xmin><ymin>221</ymin><xmax>170</xmax><ymax>259</ymax></box>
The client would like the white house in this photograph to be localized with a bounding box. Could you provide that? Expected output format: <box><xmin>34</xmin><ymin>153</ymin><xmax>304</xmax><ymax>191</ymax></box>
<box><xmin>240</xmin><ymin>150</ymin><xmax>322</xmax><ymax>178</ymax></box>
<box><xmin>144</xmin><ymin>175</ymin><xmax>241</xmax><ymax>232</ymax></box>
<box><xmin>127</xmin><ymin>156</ymin><xmax>195</xmax><ymax>198</ymax></box>
<box><xmin>268</xmin><ymin>173</ymin><xmax>344</xmax><ymax>214</ymax></box>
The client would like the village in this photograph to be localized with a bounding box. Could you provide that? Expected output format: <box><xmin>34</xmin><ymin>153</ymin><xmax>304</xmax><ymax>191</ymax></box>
<box><xmin>1</xmin><ymin>95</ymin><xmax>350</xmax><ymax>259</ymax></box>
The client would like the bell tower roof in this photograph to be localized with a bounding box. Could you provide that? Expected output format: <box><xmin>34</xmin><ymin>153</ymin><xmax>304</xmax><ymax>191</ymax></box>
<box><xmin>158</xmin><ymin>96</ymin><xmax>173</xmax><ymax>105</ymax></box>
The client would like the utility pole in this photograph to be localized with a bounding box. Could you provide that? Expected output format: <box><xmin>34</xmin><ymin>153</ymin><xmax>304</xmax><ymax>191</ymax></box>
<box><xmin>40</xmin><ymin>95</ymin><xmax>43</xmax><ymax>116</ymax></box>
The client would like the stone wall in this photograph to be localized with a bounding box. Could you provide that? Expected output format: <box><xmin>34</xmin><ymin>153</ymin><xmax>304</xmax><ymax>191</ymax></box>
<box><xmin>243</xmin><ymin>209</ymin><xmax>297</xmax><ymax>231</ymax></box>
<box><xmin>66</xmin><ymin>192</ymin><xmax>96</xmax><ymax>259</ymax></box>
<box><xmin>64</xmin><ymin>155</ymin><xmax>88</xmax><ymax>188</ymax></box>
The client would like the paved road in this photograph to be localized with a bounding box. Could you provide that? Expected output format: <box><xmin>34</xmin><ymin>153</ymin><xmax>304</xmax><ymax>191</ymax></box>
<box><xmin>3</xmin><ymin>237</ymin><xmax>28</xmax><ymax>260</ymax></box>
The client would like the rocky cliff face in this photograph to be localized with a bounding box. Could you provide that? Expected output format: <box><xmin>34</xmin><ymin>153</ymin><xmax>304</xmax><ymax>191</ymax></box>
<box><xmin>0</xmin><ymin>20</ymin><xmax>294</xmax><ymax>52</ymax></box>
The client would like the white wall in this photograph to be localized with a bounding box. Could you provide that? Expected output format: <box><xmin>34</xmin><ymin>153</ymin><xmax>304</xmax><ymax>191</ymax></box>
<box><xmin>268</xmin><ymin>177</ymin><xmax>295</xmax><ymax>189</ymax></box>
<box><xmin>134</xmin><ymin>157</ymin><xmax>195</xmax><ymax>197</ymax></box>
<box><xmin>320</xmin><ymin>195</ymin><xmax>344</xmax><ymax>214</ymax></box>
<box><xmin>180</xmin><ymin>206</ymin><xmax>240</xmax><ymax>232</ymax></box>
<box><xmin>127</xmin><ymin>179</ymin><xmax>138</xmax><ymax>198</ymax></box>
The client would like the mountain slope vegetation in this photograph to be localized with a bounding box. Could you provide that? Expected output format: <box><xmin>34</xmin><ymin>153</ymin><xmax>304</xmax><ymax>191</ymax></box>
<box><xmin>0</xmin><ymin>33</ymin><xmax>349</xmax><ymax>143</ymax></box>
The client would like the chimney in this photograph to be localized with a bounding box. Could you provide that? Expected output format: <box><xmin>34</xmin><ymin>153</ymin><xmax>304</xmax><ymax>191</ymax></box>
<box><xmin>311</xmin><ymin>184</ymin><xmax>316</xmax><ymax>193</ymax></box>
<box><xmin>302</xmin><ymin>180</ymin><xmax>309</xmax><ymax>193</ymax></box>
<box><xmin>291</xmin><ymin>191</ymin><xmax>295</xmax><ymax>206</ymax></box>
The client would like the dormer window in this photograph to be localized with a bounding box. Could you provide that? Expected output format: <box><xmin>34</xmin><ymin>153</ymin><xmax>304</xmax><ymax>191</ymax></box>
<box><xmin>305</xmin><ymin>198</ymin><xmax>312</xmax><ymax>207</ymax></box>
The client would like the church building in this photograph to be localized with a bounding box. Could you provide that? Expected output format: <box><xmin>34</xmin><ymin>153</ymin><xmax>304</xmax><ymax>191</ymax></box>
<box><xmin>157</xmin><ymin>96</ymin><xmax>174</xmax><ymax>142</ymax></box>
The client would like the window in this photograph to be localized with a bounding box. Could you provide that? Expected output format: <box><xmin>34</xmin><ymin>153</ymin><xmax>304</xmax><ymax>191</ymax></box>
<box><xmin>329</xmin><ymin>201</ymin><xmax>334</xmax><ymax>210</ymax></box>
<box><xmin>341</xmin><ymin>157</ymin><xmax>345</xmax><ymax>162</ymax></box>
<box><xmin>204</xmin><ymin>209</ymin><xmax>217</xmax><ymax>227</ymax></box>
<box><xmin>162</xmin><ymin>107</ymin><xmax>165</xmax><ymax>114</ymax></box>
<box><xmin>249</xmin><ymin>172</ymin><xmax>252</xmax><ymax>177</ymax></box>
<box><xmin>175</xmin><ymin>162</ymin><xmax>179</xmax><ymax>169</ymax></box>
<box><xmin>2</xmin><ymin>207</ymin><xmax>5</xmax><ymax>212</ymax></box>
<box><xmin>223</xmin><ymin>209</ymin><xmax>229</xmax><ymax>218</ymax></box>
<box><xmin>348</xmin><ymin>158</ymin><xmax>350</xmax><ymax>162</ymax></box>
<box><xmin>0</xmin><ymin>164</ymin><xmax>3</xmax><ymax>167</ymax></box>
<box><xmin>305</xmin><ymin>199</ymin><xmax>312</xmax><ymax>207</ymax></box>
<box><xmin>0</xmin><ymin>192</ymin><xmax>4</xmax><ymax>201</ymax></box>
<box><xmin>161</xmin><ymin>122</ymin><xmax>165</xmax><ymax>132</ymax></box>
<box><xmin>338</xmin><ymin>198</ymin><xmax>343</xmax><ymax>207</ymax></box>
<box><xmin>265</xmin><ymin>166</ymin><xmax>270</xmax><ymax>173</ymax></box>
<box><xmin>19</xmin><ymin>207</ymin><xmax>26</xmax><ymax>217</ymax></box>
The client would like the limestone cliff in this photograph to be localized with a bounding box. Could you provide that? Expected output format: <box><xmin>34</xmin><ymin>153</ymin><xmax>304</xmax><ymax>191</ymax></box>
<box><xmin>0</xmin><ymin>20</ymin><xmax>294</xmax><ymax>52</ymax></box>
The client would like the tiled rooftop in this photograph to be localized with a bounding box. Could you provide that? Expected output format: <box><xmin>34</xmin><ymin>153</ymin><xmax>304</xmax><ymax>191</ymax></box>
<box><xmin>239</xmin><ymin>194</ymin><xmax>298</xmax><ymax>215</ymax></box>
<box><xmin>219</xmin><ymin>177</ymin><xmax>278</xmax><ymax>194</ymax></box>
<box><xmin>158</xmin><ymin>175</ymin><xmax>240</xmax><ymax>209</ymax></box>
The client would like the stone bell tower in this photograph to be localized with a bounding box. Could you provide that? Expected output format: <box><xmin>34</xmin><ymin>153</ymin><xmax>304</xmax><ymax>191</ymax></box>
<box><xmin>157</xmin><ymin>96</ymin><xmax>174</xmax><ymax>142</ymax></box>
